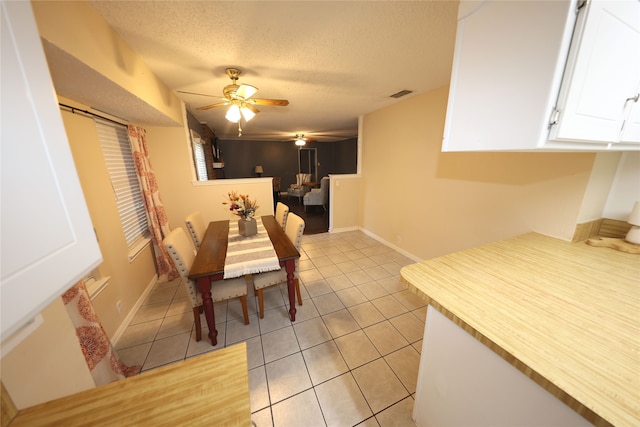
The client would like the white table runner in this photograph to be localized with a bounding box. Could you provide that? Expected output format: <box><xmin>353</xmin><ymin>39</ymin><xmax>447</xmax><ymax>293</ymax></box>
<box><xmin>224</xmin><ymin>217</ymin><xmax>281</xmax><ymax>279</ymax></box>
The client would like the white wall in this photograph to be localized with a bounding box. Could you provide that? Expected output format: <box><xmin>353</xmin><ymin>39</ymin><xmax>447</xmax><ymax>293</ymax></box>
<box><xmin>603</xmin><ymin>152</ymin><xmax>640</xmax><ymax>220</ymax></box>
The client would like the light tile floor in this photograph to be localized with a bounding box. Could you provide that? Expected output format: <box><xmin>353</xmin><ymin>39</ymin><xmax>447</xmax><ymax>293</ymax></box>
<box><xmin>115</xmin><ymin>230</ymin><xmax>426</xmax><ymax>427</ymax></box>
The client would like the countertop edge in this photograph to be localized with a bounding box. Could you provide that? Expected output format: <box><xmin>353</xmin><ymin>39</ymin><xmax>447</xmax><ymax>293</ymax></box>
<box><xmin>402</xmin><ymin>279</ymin><xmax>611</xmax><ymax>427</ymax></box>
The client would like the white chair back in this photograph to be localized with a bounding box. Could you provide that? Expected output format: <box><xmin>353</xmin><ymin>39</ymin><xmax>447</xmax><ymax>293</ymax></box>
<box><xmin>275</xmin><ymin>202</ymin><xmax>289</xmax><ymax>230</ymax></box>
<box><xmin>163</xmin><ymin>227</ymin><xmax>198</xmax><ymax>308</ymax></box>
<box><xmin>284</xmin><ymin>213</ymin><xmax>305</xmax><ymax>272</ymax></box>
<box><xmin>185</xmin><ymin>211</ymin><xmax>206</xmax><ymax>250</ymax></box>
<box><xmin>295</xmin><ymin>173</ymin><xmax>311</xmax><ymax>186</ymax></box>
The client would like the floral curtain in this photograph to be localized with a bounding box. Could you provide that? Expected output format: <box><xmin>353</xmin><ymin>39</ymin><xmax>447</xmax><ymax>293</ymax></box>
<box><xmin>128</xmin><ymin>125</ymin><xmax>179</xmax><ymax>282</ymax></box>
<box><xmin>62</xmin><ymin>281</ymin><xmax>140</xmax><ymax>385</ymax></box>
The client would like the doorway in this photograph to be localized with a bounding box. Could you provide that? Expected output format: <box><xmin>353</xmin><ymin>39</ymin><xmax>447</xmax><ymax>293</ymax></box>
<box><xmin>298</xmin><ymin>148</ymin><xmax>317</xmax><ymax>181</ymax></box>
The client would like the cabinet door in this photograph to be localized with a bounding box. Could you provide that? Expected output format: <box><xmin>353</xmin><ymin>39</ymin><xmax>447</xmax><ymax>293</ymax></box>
<box><xmin>442</xmin><ymin>0</ymin><xmax>577</xmax><ymax>151</ymax></box>
<box><xmin>620</xmin><ymin>82</ymin><xmax>640</xmax><ymax>142</ymax></box>
<box><xmin>1</xmin><ymin>2</ymin><xmax>102</xmax><ymax>340</ymax></box>
<box><xmin>552</xmin><ymin>0</ymin><xmax>640</xmax><ymax>144</ymax></box>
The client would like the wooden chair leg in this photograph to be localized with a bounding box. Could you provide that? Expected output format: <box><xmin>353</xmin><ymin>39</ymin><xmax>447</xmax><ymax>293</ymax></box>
<box><xmin>193</xmin><ymin>306</ymin><xmax>202</xmax><ymax>341</ymax></box>
<box><xmin>240</xmin><ymin>296</ymin><xmax>249</xmax><ymax>325</ymax></box>
<box><xmin>257</xmin><ymin>288</ymin><xmax>265</xmax><ymax>319</ymax></box>
<box><xmin>295</xmin><ymin>278</ymin><xmax>303</xmax><ymax>306</ymax></box>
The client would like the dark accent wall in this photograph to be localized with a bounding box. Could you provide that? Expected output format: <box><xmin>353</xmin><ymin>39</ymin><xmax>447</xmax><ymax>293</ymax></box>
<box><xmin>333</xmin><ymin>138</ymin><xmax>357</xmax><ymax>174</ymax></box>
<box><xmin>185</xmin><ymin>110</ymin><xmax>358</xmax><ymax>186</ymax></box>
<box><xmin>219</xmin><ymin>138</ymin><xmax>357</xmax><ymax>189</ymax></box>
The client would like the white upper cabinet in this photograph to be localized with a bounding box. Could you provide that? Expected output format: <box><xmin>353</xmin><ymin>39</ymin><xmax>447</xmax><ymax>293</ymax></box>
<box><xmin>443</xmin><ymin>0</ymin><xmax>640</xmax><ymax>152</ymax></box>
<box><xmin>1</xmin><ymin>2</ymin><xmax>102</xmax><ymax>341</ymax></box>
<box><xmin>550</xmin><ymin>0</ymin><xmax>640</xmax><ymax>146</ymax></box>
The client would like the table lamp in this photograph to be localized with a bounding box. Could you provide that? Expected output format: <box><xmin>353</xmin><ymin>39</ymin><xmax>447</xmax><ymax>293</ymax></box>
<box><xmin>625</xmin><ymin>201</ymin><xmax>640</xmax><ymax>245</ymax></box>
<box><xmin>255</xmin><ymin>165</ymin><xmax>263</xmax><ymax>177</ymax></box>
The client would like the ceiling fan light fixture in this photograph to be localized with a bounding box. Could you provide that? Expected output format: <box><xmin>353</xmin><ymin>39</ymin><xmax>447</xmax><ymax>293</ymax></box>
<box><xmin>295</xmin><ymin>134</ymin><xmax>306</xmax><ymax>146</ymax></box>
<box><xmin>241</xmin><ymin>106</ymin><xmax>256</xmax><ymax>122</ymax></box>
<box><xmin>225</xmin><ymin>104</ymin><xmax>241</xmax><ymax>123</ymax></box>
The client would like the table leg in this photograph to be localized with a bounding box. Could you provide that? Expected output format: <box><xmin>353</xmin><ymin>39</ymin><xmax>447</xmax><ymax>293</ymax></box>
<box><xmin>285</xmin><ymin>259</ymin><xmax>297</xmax><ymax>321</ymax></box>
<box><xmin>197</xmin><ymin>276</ymin><xmax>217</xmax><ymax>346</ymax></box>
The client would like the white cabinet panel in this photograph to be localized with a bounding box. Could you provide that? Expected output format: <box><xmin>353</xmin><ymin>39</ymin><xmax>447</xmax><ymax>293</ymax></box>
<box><xmin>551</xmin><ymin>0</ymin><xmax>640</xmax><ymax>144</ymax></box>
<box><xmin>442</xmin><ymin>0</ymin><xmax>577</xmax><ymax>151</ymax></box>
<box><xmin>1</xmin><ymin>2</ymin><xmax>102</xmax><ymax>341</ymax></box>
<box><xmin>443</xmin><ymin>0</ymin><xmax>640</xmax><ymax>151</ymax></box>
<box><xmin>413</xmin><ymin>307</ymin><xmax>591</xmax><ymax>427</ymax></box>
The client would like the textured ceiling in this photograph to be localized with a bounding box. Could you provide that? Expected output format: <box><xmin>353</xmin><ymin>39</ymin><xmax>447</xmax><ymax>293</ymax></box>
<box><xmin>58</xmin><ymin>1</ymin><xmax>459</xmax><ymax>142</ymax></box>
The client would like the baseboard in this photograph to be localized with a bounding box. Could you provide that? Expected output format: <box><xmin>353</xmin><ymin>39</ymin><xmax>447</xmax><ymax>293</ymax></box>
<box><xmin>111</xmin><ymin>274</ymin><xmax>158</xmax><ymax>346</ymax></box>
<box><xmin>328</xmin><ymin>226</ymin><xmax>359</xmax><ymax>233</ymax></box>
<box><xmin>359</xmin><ymin>227</ymin><xmax>422</xmax><ymax>263</ymax></box>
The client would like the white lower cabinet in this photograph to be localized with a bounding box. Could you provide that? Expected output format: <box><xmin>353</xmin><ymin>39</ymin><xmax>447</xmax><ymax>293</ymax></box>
<box><xmin>413</xmin><ymin>307</ymin><xmax>591</xmax><ymax>427</ymax></box>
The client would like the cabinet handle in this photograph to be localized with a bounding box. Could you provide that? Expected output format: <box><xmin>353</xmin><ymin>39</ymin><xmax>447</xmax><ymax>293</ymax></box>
<box><xmin>626</xmin><ymin>94</ymin><xmax>639</xmax><ymax>104</ymax></box>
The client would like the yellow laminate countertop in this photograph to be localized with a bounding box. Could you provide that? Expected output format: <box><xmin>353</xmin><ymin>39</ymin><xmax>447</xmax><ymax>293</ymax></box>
<box><xmin>401</xmin><ymin>233</ymin><xmax>639</xmax><ymax>427</ymax></box>
<box><xmin>9</xmin><ymin>342</ymin><xmax>250</xmax><ymax>426</ymax></box>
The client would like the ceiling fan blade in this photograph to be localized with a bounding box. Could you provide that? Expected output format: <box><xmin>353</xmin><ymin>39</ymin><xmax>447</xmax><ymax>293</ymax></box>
<box><xmin>196</xmin><ymin>101</ymin><xmax>230</xmax><ymax>110</ymax></box>
<box><xmin>177</xmin><ymin>90</ymin><xmax>223</xmax><ymax>99</ymax></box>
<box><xmin>235</xmin><ymin>83</ymin><xmax>258</xmax><ymax>99</ymax></box>
<box><xmin>250</xmin><ymin>98</ymin><xmax>289</xmax><ymax>107</ymax></box>
<box><xmin>243</xmin><ymin>103</ymin><xmax>260</xmax><ymax>114</ymax></box>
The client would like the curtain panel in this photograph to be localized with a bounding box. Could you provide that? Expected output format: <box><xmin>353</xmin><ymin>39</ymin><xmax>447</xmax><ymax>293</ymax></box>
<box><xmin>127</xmin><ymin>125</ymin><xmax>179</xmax><ymax>282</ymax></box>
<box><xmin>62</xmin><ymin>281</ymin><xmax>140</xmax><ymax>385</ymax></box>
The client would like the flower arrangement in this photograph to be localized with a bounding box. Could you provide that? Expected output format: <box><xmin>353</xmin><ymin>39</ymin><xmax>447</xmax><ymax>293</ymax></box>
<box><xmin>224</xmin><ymin>191</ymin><xmax>259</xmax><ymax>220</ymax></box>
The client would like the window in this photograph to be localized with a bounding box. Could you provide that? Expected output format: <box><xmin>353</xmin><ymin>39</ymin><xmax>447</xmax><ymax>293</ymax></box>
<box><xmin>94</xmin><ymin>118</ymin><xmax>150</xmax><ymax>247</ymax></box>
<box><xmin>192</xmin><ymin>137</ymin><xmax>208</xmax><ymax>181</ymax></box>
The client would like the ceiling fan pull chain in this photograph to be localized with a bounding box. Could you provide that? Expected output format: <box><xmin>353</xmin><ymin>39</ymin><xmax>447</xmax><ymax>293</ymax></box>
<box><xmin>238</xmin><ymin>121</ymin><xmax>242</xmax><ymax>137</ymax></box>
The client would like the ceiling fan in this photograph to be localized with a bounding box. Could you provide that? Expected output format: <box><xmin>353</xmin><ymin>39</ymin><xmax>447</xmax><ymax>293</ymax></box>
<box><xmin>179</xmin><ymin>68</ymin><xmax>289</xmax><ymax>125</ymax></box>
<box><xmin>293</xmin><ymin>134</ymin><xmax>317</xmax><ymax>146</ymax></box>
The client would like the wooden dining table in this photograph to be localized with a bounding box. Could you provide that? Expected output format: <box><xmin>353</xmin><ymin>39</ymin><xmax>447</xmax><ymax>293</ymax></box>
<box><xmin>188</xmin><ymin>215</ymin><xmax>300</xmax><ymax>346</ymax></box>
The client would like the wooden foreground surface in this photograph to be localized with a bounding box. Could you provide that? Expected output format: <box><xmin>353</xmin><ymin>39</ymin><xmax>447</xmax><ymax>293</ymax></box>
<box><xmin>401</xmin><ymin>233</ymin><xmax>639</xmax><ymax>427</ymax></box>
<box><xmin>9</xmin><ymin>343</ymin><xmax>250</xmax><ymax>426</ymax></box>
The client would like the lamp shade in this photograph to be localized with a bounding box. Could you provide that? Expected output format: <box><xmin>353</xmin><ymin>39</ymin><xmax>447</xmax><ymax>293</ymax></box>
<box><xmin>625</xmin><ymin>201</ymin><xmax>640</xmax><ymax>245</ymax></box>
<box><xmin>255</xmin><ymin>165</ymin><xmax>264</xmax><ymax>174</ymax></box>
<box><xmin>295</xmin><ymin>138</ymin><xmax>306</xmax><ymax>146</ymax></box>
<box><xmin>628</xmin><ymin>201</ymin><xmax>640</xmax><ymax>226</ymax></box>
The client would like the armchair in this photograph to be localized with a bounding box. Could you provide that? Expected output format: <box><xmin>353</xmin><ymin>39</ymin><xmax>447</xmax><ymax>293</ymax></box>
<box><xmin>303</xmin><ymin>176</ymin><xmax>329</xmax><ymax>211</ymax></box>
<box><xmin>287</xmin><ymin>173</ymin><xmax>311</xmax><ymax>203</ymax></box>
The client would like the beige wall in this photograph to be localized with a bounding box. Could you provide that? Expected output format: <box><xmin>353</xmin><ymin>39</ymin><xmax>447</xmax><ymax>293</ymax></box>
<box><xmin>1</xmin><ymin>300</ymin><xmax>94</xmax><ymax>409</ymax></box>
<box><xmin>32</xmin><ymin>0</ymin><xmax>183</xmax><ymax>125</ymax></box>
<box><xmin>145</xmin><ymin>123</ymin><xmax>275</xmax><ymax>230</ymax></box>
<box><xmin>329</xmin><ymin>174</ymin><xmax>361</xmax><ymax>232</ymax></box>
<box><xmin>60</xmin><ymin>98</ymin><xmax>158</xmax><ymax>337</ymax></box>
<box><xmin>360</xmin><ymin>87</ymin><xmax>596</xmax><ymax>260</ymax></box>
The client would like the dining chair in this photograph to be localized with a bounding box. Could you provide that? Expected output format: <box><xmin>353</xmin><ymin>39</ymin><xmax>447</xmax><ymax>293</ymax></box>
<box><xmin>184</xmin><ymin>211</ymin><xmax>206</xmax><ymax>250</ymax></box>
<box><xmin>163</xmin><ymin>227</ymin><xmax>251</xmax><ymax>341</ymax></box>
<box><xmin>275</xmin><ymin>202</ymin><xmax>289</xmax><ymax>230</ymax></box>
<box><xmin>253</xmin><ymin>212</ymin><xmax>305</xmax><ymax>318</ymax></box>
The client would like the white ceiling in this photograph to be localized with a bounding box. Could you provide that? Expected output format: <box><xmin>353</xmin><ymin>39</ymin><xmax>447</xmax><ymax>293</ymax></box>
<box><xmin>53</xmin><ymin>1</ymin><xmax>459</xmax><ymax>142</ymax></box>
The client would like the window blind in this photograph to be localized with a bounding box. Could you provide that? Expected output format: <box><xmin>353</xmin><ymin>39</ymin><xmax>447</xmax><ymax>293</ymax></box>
<box><xmin>193</xmin><ymin>138</ymin><xmax>208</xmax><ymax>181</ymax></box>
<box><xmin>94</xmin><ymin>118</ymin><xmax>150</xmax><ymax>247</ymax></box>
